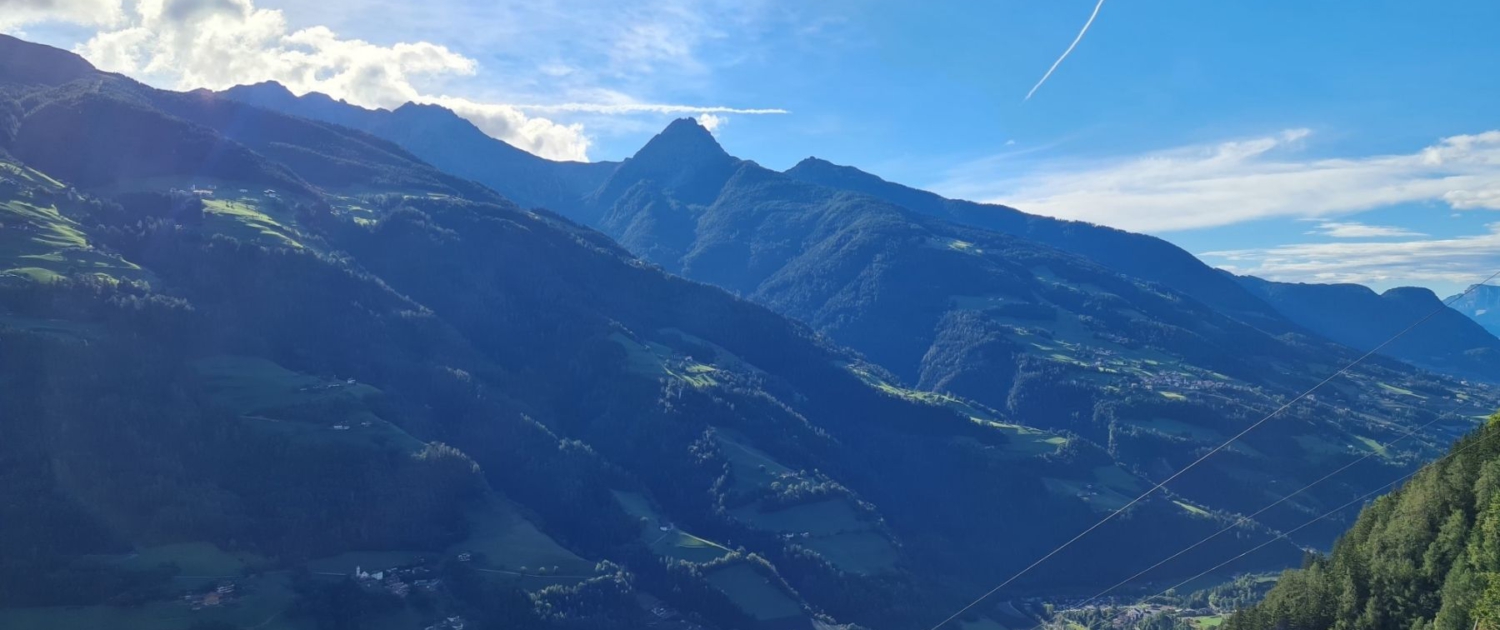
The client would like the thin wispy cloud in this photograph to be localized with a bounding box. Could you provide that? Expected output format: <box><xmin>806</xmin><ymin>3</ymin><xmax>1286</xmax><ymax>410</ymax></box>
<box><xmin>937</xmin><ymin>130</ymin><xmax>1500</xmax><ymax>233</ymax></box>
<box><xmin>1025</xmin><ymin>0</ymin><xmax>1107</xmax><ymax>101</ymax></box>
<box><xmin>514</xmin><ymin>103</ymin><xmax>788</xmax><ymax>115</ymax></box>
<box><xmin>1308</xmin><ymin>221</ymin><xmax>1428</xmax><ymax>239</ymax></box>
<box><xmin>1204</xmin><ymin>224</ymin><xmax>1500</xmax><ymax>287</ymax></box>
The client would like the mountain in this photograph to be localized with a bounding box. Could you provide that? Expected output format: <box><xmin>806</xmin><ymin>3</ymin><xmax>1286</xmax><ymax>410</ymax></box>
<box><xmin>1221</xmin><ymin>415</ymin><xmax>1500</xmax><ymax>630</ymax></box>
<box><xmin>220</xmin><ymin>81</ymin><xmax>616</xmax><ymax>211</ymax></box>
<box><xmin>575</xmin><ymin>119</ymin><xmax>1500</xmax><ymax>543</ymax></box>
<box><xmin>1449</xmin><ymin>283</ymin><xmax>1500</xmax><ymax>339</ymax></box>
<box><xmin>19</xmin><ymin>38</ymin><xmax>1487</xmax><ymax>628</ymax></box>
<box><xmin>0</xmin><ymin>34</ymin><xmax>1287</xmax><ymax>630</ymax></box>
<box><xmin>1238</xmin><ymin>276</ymin><xmax>1500</xmax><ymax>382</ymax></box>
<box><xmin>782</xmin><ymin>156</ymin><xmax>1294</xmax><ymax>331</ymax></box>
<box><xmin>210</xmin><ymin>92</ymin><xmax>1494</xmax><ymax>555</ymax></box>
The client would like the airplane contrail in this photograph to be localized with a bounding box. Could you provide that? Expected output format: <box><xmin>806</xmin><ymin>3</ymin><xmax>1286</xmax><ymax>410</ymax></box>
<box><xmin>1025</xmin><ymin>0</ymin><xmax>1108</xmax><ymax>101</ymax></box>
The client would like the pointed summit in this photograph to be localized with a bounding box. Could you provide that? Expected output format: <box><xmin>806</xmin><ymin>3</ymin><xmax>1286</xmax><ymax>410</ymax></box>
<box><xmin>591</xmin><ymin>117</ymin><xmax>739</xmax><ymax>208</ymax></box>
<box><xmin>632</xmin><ymin>117</ymin><xmax>730</xmax><ymax>164</ymax></box>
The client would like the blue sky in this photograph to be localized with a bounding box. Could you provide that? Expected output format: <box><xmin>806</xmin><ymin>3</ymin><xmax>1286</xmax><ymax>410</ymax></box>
<box><xmin>5</xmin><ymin>0</ymin><xmax>1500</xmax><ymax>295</ymax></box>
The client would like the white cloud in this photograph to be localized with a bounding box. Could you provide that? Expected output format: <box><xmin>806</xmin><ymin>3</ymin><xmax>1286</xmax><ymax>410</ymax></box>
<box><xmin>1307</xmin><ymin>221</ymin><xmax>1427</xmax><ymax>239</ymax></box>
<box><xmin>5</xmin><ymin>0</ymin><xmax>791</xmax><ymax>161</ymax></box>
<box><xmin>426</xmin><ymin>96</ymin><xmax>590</xmax><ymax>162</ymax></box>
<box><xmin>0</xmin><ymin>0</ymin><xmax>124</xmax><ymax>31</ymax></box>
<box><xmin>696</xmin><ymin>113</ymin><xmax>726</xmax><ymax>133</ymax></box>
<box><xmin>50</xmin><ymin>0</ymin><xmax>594</xmax><ymax>159</ymax></box>
<box><xmin>1201</xmin><ymin>224</ymin><xmax>1500</xmax><ymax>287</ymax></box>
<box><xmin>514</xmin><ymin>102</ymin><xmax>787</xmax><ymax>115</ymax></box>
<box><xmin>940</xmin><ymin>129</ymin><xmax>1500</xmax><ymax>233</ymax></box>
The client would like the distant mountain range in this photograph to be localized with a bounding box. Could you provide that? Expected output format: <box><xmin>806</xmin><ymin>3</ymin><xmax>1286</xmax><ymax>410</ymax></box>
<box><xmin>1448</xmin><ymin>283</ymin><xmax>1500</xmax><ymax>339</ymax></box>
<box><xmin>219</xmin><ymin>82</ymin><xmax>1500</xmax><ymax>390</ymax></box>
<box><xmin>1237</xmin><ymin>276</ymin><xmax>1500</xmax><ymax>382</ymax></box>
<box><xmin>221</xmin><ymin>82</ymin><xmax>616</xmax><ymax>212</ymax></box>
<box><xmin>212</xmin><ymin>79</ymin><xmax>1500</xmax><ymax>541</ymax></box>
<box><xmin>780</xmin><ymin>156</ymin><xmax>1293</xmax><ymax>332</ymax></box>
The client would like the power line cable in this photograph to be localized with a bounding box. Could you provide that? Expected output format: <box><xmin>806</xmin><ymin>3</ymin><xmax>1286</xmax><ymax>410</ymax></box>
<box><xmin>1073</xmin><ymin>401</ymin><xmax>1474</xmax><ymax>605</ymax></box>
<box><xmin>1016</xmin><ymin>402</ymin><xmax>1480</xmax><ymax>630</ymax></box>
<box><xmin>926</xmin><ymin>272</ymin><xmax>1500</xmax><ymax>630</ymax></box>
<box><xmin>1152</xmin><ymin>424</ymin><xmax>1500</xmax><ymax>603</ymax></box>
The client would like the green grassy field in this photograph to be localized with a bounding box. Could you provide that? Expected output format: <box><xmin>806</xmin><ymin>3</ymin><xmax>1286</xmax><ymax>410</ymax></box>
<box><xmin>451</xmin><ymin>498</ymin><xmax>595</xmax><ymax>576</ymax></box>
<box><xmin>192</xmin><ymin>355</ymin><xmax>425</xmax><ymax>451</ymax></box>
<box><xmin>0</xmin><ymin>198</ymin><xmax>149</xmax><ymax>284</ymax></box>
<box><xmin>304</xmin><ymin>494</ymin><xmax>595</xmax><ymax>581</ymax></box>
<box><xmin>712</xmin><ymin>430</ymin><xmax>899</xmax><ymax>573</ymax></box>
<box><xmin>1187</xmin><ymin>614</ymin><xmax>1226</xmax><ymax>628</ymax></box>
<box><xmin>846</xmin><ymin>362</ymin><xmax>1073</xmax><ymax>459</ymax></box>
<box><xmin>799</xmin><ymin>530</ymin><xmax>899</xmax><ymax>574</ymax></box>
<box><xmin>1042</xmin><ymin>477</ymin><xmax>1134</xmax><ymax>512</ymax></box>
<box><xmin>193</xmin><ymin>356</ymin><xmax>380</xmax><ymax>415</ymax></box>
<box><xmin>120</xmin><ymin>542</ymin><xmax>267</xmax><ymax>577</ymax></box>
<box><xmin>0</xmin><ymin>572</ymin><xmax>303</xmax><ymax>630</ymax></box>
<box><xmin>613</xmin><ymin>490</ymin><xmax>732</xmax><ymax>563</ymax></box>
<box><xmin>1173</xmin><ymin>500</ymin><xmax>1214</xmax><ymax>519</ymax></box>
<box><xmin>703</xmin><ymin>563</ymin><xmax>804</xmax><ymax>622</ymax></box>
<box><xmin>1129</xmin><ymin>417</ymin><xmax>1224</xmax><ymax>442</ymax></box>
<box><xmin>1376</xmin><ymin>382</ymin><xmax>1423</xmax><ymax>398</ymax></box>
<box><xmin>0</xmin><ymin>312</ymin><xmax>99</xmax><ymax>339</ymax></box>
<box><xmin>956</xmin><ymin>616</ymin><xmax>1009</xmax><ymax>630</ymax></box>
<box><xmin>202</xmin><ymin>198</ymin><xmax>306</xmax><ymax>250</ymax></box>
<box><xmin>730</xmin><ymin>499</ymin><xmax>867</xmax><ymax>536</ymax></box>
<box><xmin>610</xmin><ymin>332</ymin><xmax>720</xmax><ymax>388</ymax></box>
<box><xmin>714</xmin><ymin>430</ymin><xmax>796</xmax><ymax>490</ymax></box>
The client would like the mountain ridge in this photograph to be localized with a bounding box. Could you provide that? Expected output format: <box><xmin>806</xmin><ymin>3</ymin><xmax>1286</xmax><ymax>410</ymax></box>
<box><xmin>1237</xmin><ymin>275</ymin><xmax>1500</xmax><ymax>382</ymax></box>
<box><xmin>782</xmin><ymin>155</ymin><xmax>1296</xmax><ymax>331</ymax></box>
<box><xmin>220</xmin><ymin>80</ymin><xmax>617</xmax><ymax>211</ymax></box>
<box><xmin>1</xmin><ymin>34</ymin><xmax>1294</xmax><ymax>630</ymax></box>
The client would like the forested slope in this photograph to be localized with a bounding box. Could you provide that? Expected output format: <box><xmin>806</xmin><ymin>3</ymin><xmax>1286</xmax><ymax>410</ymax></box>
<box><xmin>1225</xmin><ymin>415</ymin><xmax>1500</xmax><ymax>630</ymax></box>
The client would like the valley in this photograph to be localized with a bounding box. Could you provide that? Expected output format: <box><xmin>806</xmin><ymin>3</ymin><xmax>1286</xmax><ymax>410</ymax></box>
<box><xmin>2</xmin><ymin>30</ymin><xmax>1499</xmax><ymax>630</ymax></box>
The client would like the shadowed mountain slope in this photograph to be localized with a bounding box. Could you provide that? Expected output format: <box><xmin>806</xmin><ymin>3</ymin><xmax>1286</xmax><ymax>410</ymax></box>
<box><xmin>1238</xmin><ymin>275</ymin><xmax>1500</xmax><ymax>382</ymax></box>
<box><xmin>0</xmin><ymin>35</ymin><xmax>1303</xmax><ymax>630</ymax></box>
<box><xmin>782</xmin><ymin>156</ymin><xmax>1292</xmax><ymax>331</ymax></box>
<box><xmin>221</xmin><ymin>81</ymin><xmax>616</xmax><ymax>211</ymax></box>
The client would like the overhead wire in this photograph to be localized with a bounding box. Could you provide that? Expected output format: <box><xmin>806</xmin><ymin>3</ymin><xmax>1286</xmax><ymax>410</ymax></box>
<box><xmin>926</xmin><ymin>271</ymin><xmax>1500</xmax><ymax>630</ymax></box>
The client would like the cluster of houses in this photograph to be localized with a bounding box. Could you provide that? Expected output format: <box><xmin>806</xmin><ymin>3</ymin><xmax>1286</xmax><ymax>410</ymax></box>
<box><xmin>354</xmin><ymin>562</ymin><xmax>444</xmax><ymax>598</ymax></box>
<box><xmin>330</xmin><ymin>417</ymin><xmax>374</xmax><ymax>431</ymax></box>
<box><xmin>1140</xmin><ymin>372</ymin><xmax>1224</xmax><ymax>390</ymax></box>
<box><xmin>1020</xmin><ymin>595</ymin><xmax>1217</xmax><ymax>629</ymax></box>
<box><xmin>169</xmin><ymin>184</ymin><xmax>279</xmax><ymax>199</ymax></box>
<box><xmin>298</xmin><ymin>377</ymin><xmax>357</xmax><ymax>393</ymax></box>
<box><xmin>182</xmin><ymin>582</ymin><xmax>238</xmax><ymax>610</ymax></box>
<box><xmin>352</xmin><ymin>555</ymin><xmax>474</xmax><ymax>598</ymax></box>
<box><xmin>167</xmin><ymin>184</ymin><xmax>216</xmax><ymax>198</ymax></box>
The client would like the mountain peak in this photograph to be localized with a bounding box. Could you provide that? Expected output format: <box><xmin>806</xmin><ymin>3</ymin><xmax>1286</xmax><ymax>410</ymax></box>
<box><xmin>223</xmin><ymin>81</ymin><xmax>300</xmax><ymax>108</ymax></box>
<box><xmin>591</xmin><ymin>117</ymin><xmax>738</xmax><ymax>207</ymax></box>
<box><xmin>241</xmin><ymin>80</ymin><xmax>296</xmax><ymax>98</ymax></box>
<box><xmin>786</xmin><ymin>156</ymin><xmax>877</xmax><ymax>182</ymax></box>
<box><xmin>633</xmin><ymin>117</ymin><xmax>728</xmax><ymax>162</ymax></box>
<box><xmin>0</xmin><ymin>34</ymin><xmax>98</xmax><ymax>86</ymax></box>
<box><xmin>1381</xmin><ymin>286</ymin><xmax>1441</xmax><ymax>304</ymax></box>
<box><xmin>790</xmin><ymin>156</ymin><xmax>837</xmax><ymax>170</ymax></box>
<box><xmin>662</xmin><ymin>116</ymin><xmax>715</xmax><ymax>137</ymax></box>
